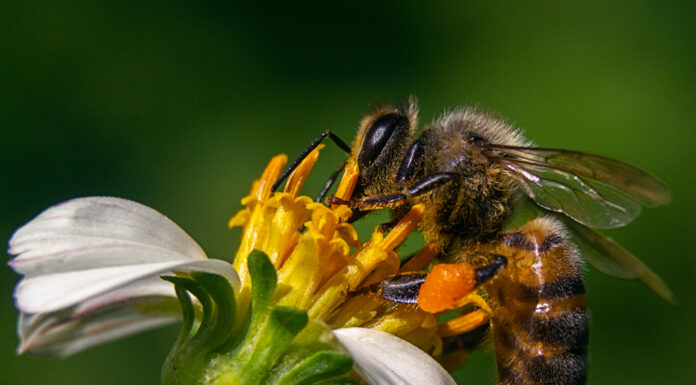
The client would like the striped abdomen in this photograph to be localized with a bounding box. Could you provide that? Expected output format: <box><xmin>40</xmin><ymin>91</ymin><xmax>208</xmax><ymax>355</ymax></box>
<box><xmin>485</xmin><ymin>217</ymin><xmax>589</xmax><ymax>385</ymax></box>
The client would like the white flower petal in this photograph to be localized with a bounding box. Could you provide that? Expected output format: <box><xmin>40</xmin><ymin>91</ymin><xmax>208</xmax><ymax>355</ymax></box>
<box><xmin>7</xmin><ymin>197</ymin><xmax>241</xmax><ymax>356</ymax></box>
<box><xmin>17</xmin><ymin>260</ymin><xmax>240</xmax><ymax>357</ymax></box>
<box><xmin>6</xmin><ymin>197</ymin><xmax>225</xmax><ymax>313</ymax></box>
<box><xmin>17</xmin><ymin>277</ymin><xmax>179</xmax><ymax>356</ymax></box>
<box><xmin>333</xmin><ymin>328</ymin><xmax>456</xmax><ymax>385</ymax></box>
<box><xmin>19</xmin><ymin>309</ymin><xmax>178</xmax><ymax>357</ymax></box>
<box><xmin>14</xmin><ymin>258</ymin><xmax>238</xmax><ymax>314</ymax></box>
<box><xmin>9</xmin><ymin>197</ymin><xmax>207</xmax><ymax>276</ymax></box>
<box><xmin>16</xmin><ymin>261</ymin><xmax>187</xmax><ymax>314</ymax></box>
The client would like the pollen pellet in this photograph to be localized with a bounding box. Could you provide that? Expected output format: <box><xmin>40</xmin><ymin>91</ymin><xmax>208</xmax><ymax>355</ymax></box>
<box><xmin>417</xmin><ymin>264</ymin><xmax>476</xmax><ymax>313</ymax></box>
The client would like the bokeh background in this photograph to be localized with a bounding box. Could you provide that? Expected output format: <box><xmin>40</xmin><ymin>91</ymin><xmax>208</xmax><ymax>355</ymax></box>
<box><xmin>2</xmin><ymin>1</ymin><xmax>695</xmax><ymax>384</ymax></box>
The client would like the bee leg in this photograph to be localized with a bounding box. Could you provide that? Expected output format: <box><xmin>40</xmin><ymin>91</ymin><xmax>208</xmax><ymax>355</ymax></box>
<box><xmin>315</xmin><ymin>161</ymin><xmax>346</xmax><ymax>202</ymax></box>
<box><xmin>377</xmin><ymin>272</ymin><xmax>429</xmax><ymax>304</ymax></box>
<box><xmin>328</xmin><ymin>191</ymin><xmax>406</xmax><ymax>210</ymax></box>
<box><xmin>272</xmin><ymin>130</ymin><xmax>352</xmax><ymax>192</ymax></box>
<box><xmin>417</xmin><ymin>256</ymin><xmax>507</xmax><ymax>313</ymax></box>
<box><xmin>377</xmin><ymin>218</ymin><xmax>400</xmax><ymax>233</ymax></box>
<box><xmin>371</xmin><ymin>256</ymin><xmax>507</xmax><ymax>310</ymax></box>
<box><xmin>347</xmin><ymin>272</ymin><xmax>427</xmax><ymax>304</ymax></box>
<box><xmin>329</xmin><ymin>172</ymin><xmax>457</xmax><ymax>210</ymax></box>
<box><xmin>435</xmin><ymin>256</ymin><xmax>507</xmax><ymax>336</ymax></box>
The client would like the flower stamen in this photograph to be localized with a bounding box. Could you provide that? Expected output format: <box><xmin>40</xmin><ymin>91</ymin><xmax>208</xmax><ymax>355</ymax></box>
<box><xmin>378</xmin><ymin>204</ymin><xmax>425</xmax><ymax>252</ymax></box>
<box><xmin>332</xmin><ymin>161</ymin><xmax>359</xmax><ymax>204</ymax></box>
<box><xmin>284</xmin><ymin>145</ymin><xmax>324</xmax><ymax>197</ymax></box>
<box><xmin>401</xmin><ymin>242</ymin><xmax>439</xmax><ymax>272</ymax></box>
<box><xmin>228</xmin><ymin>151</ymin><xmax>442</xmax><ymax>354</ymax></box>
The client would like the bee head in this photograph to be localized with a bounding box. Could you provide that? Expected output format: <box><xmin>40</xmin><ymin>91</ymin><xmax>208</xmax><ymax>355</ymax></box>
<box><xmin>352</xmin><ymin>99</ymin><xmax>418</xmax><ymax>196</ymax></box>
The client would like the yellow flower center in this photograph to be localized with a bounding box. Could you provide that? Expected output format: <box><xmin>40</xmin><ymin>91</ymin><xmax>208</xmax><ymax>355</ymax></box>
<box><xmin>228</xmin><ymin>146</ymin><xmax>441</xmax><ymax>355</ymax></box>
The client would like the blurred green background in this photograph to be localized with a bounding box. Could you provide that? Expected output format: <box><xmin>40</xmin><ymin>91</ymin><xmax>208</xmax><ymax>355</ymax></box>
<box><xmin>2</xmin><ymin>1</ymin><xmax>694</xmax><ymax>384</ymax></box>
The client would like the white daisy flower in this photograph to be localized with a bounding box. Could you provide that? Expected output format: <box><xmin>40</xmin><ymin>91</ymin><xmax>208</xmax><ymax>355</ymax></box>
<box><xmin>8</xmin><ymin>150</ymin><xmax>458</xmax><ymax>385</ymax></box>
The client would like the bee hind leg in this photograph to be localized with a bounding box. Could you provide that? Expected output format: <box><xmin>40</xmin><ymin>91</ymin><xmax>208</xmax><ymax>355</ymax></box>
<box><xmin>377</xmin><ymin>272</ymin><xmax>429</xmax><ymax>305</ymax></box>
<box><xmin>417</xmin><ymin>256</ymin><xmax>506</xmax><ymax>314</ymax></box>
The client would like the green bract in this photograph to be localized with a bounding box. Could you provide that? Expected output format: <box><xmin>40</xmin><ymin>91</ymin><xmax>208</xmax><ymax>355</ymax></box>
<box><xmin>162</xmin><ymin>251</ymin><xmax>357</xmax><ymax>385</ymax></box>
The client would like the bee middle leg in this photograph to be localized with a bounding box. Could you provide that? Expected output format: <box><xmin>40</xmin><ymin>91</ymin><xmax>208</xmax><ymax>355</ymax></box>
<box><xmin>315</xmin><ymin>161</ymin><xmax>346</xmax><ymax>202</ymax></box>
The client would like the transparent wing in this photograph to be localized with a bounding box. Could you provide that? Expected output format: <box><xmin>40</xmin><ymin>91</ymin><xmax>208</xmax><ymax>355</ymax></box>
<box><xmin>564</xmin><ymin>219</ymin><xmax>674</xmax><ymax>303</ymax></box>
<box><xmin>488</xmin><ymin>145</ymin><xmax>670</xmax><ymax>229</ymax></box>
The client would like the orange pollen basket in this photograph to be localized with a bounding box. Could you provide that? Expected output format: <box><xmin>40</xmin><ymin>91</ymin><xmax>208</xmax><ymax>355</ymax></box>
<box><xmin>417</xmin><ymin>263</ymin><xmax>477</xmax><ymax>313</ymax></box>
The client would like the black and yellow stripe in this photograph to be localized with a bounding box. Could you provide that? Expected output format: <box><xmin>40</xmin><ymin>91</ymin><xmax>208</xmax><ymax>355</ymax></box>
<box><xmin>483</xmin><ymin>218</ymin><xmax>588</xmax><ymax>385</ymax></box>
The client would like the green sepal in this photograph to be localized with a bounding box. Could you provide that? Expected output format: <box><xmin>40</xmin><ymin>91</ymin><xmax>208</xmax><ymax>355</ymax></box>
<box><xmin>161</xmin><ymin>272</ymin><xmax>238</xmax><ymax>385</ymax></box>
<box><xmin>211</xmin><ymin>306</ymin><xmax>309</xmax><ymax>385</ymax></box>
<box><xmin>249</xmin><ymin>249</ymin><xmax>278</xmax><ymax>328</ymax></box>
<box><xmin>161</xmin><ymin>251</ymin><xmax>355</xmax><ymax>385</ymax></box>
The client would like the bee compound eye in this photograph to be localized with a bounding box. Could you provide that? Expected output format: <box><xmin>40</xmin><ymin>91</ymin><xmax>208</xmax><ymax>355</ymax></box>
<box><xmin>358</xmin><ymin>113</ymin><xmax>409</xmax><ymax>167</ymax></box>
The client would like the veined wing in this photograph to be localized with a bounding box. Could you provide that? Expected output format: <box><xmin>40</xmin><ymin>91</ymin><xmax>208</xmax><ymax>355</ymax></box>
<box><xmin>565</xmin><ymin>219</ymin><xmax>673</xmax><ymax>303</ymax></box>
<box><xmin>488</xmin><ymin>144</ymin><xmax>670</xmax><ymax>229</ymax></box>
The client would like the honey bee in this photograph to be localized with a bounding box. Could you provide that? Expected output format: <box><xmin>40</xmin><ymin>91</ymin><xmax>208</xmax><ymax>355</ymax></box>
<box><xmin>273</xmin><ymin>98</ymin><xmax>671</xmax><ymax>385</ymax></box>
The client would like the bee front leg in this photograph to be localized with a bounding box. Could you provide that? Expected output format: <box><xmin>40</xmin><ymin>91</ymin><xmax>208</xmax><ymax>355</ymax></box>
<box><xmin>328</xmin><ymin>172</ymin><xmax>458</xmax><ymax>211</ymax></box>
<box><xmin>272</xmin><ymin>130</ymin><xmax>352</xmax><ymax>192</ymax></box>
